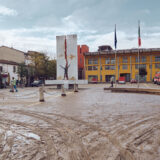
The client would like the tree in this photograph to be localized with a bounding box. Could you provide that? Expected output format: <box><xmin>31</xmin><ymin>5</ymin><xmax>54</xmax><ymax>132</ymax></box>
<box><xmin>29</xmin><ymin>51</ymin><xmax>56</xmax><ymax>80</ymax></box>
<box><xmin>17</xmin><ymin>63</ymin><xmax>35</xmax><ymax>86</ymax></box>
<box><xmin>46</xmin><ymin>59</ymin><xmax>56</xmax><ymax>79</ymax></box>
<box><xmin>17</xmin><ymin>63</ymin><xmax>28</xmax><ymax>79</ymax></box>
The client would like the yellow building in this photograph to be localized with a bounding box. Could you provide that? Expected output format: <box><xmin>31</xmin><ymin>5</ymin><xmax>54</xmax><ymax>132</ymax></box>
<box><xmin>84</xmin><ymin>48</ymin><xmax>160</xmax><ymax>82</ymax></box>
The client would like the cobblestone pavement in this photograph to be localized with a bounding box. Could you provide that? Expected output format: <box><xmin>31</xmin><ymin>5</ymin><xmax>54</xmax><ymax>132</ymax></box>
<box><xmin>0</xmin><ymin>84</ymin><xmax>160</xmax><ymax>160</ymax></box>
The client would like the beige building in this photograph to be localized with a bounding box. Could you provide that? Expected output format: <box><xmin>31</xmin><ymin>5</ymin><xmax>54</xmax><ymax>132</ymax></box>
<box><xmin>0</xmin><ymin>46</ymin><xmax>25</xmax><ymax>63</ymax></box>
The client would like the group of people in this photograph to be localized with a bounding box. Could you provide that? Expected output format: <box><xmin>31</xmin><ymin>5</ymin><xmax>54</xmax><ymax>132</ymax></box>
<box><xmin>10</xmin><ymin>77</ymin><xmax>18</xmax><ymax>92</ymax></box>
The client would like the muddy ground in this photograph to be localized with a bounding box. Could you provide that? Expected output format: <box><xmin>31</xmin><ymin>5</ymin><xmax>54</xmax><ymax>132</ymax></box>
<box><xmin>0</xmin><ymin>84</ymin><xmax>160</xmax><ymax>160</ymax></box>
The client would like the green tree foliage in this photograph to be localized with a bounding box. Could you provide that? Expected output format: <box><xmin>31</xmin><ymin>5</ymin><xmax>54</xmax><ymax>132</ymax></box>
<box><xmin>29</xmin><ymin>52</ymin><xmax>56</xmax><ymax>79</ymax></box>
<box><xmin>17</xmin><ymin>63</ymin><xmax>28</xmax><ymax>79</ymax></box>
<box><xmin>45</xmin><ymin>59</ymin><xmax>56</xmax><ymax>79</ymax></box>
<box><xmin>17</xmin><ymin>63</ymin><xmax>35</xmax><ymax>85</ymax></box>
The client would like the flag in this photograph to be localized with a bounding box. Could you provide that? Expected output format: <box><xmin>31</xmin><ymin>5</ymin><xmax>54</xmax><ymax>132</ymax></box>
<box><xmin>138</xmin><ymin>21</ymin><xmax>141</xmax><ymax>47</ymax></box>
<box><xmin>114</xmin><ymin>24</ymin><xmax>117</xmax><ymax>49</ymax></box>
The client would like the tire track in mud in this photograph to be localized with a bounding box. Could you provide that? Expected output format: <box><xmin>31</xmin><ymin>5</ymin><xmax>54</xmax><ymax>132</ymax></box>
<box><xmin>0</xmin><ymin>109</ymin><xmax>90</xmax><ymax>160</ymax></box>
<box><xmin>38</xmin><ymin>110</ymin><xmax>160</xmax><ymax>160</ymax></box>
<box><xmin>0</xmin><ymin>109</ymin><xmax>136</xmax><ymax>160</ymax></box>
<box><xmin>0</xmin><ymin>118</ymin><xmax>59</xmax><ymax>160</ymax></box>
<box><xmin>2</xmin><ymin>108</ymin><xmax>159</xmax><ymax>160</ymax></box>
<box><xmin>12</xmin><ymin>110</ymin><xmax>133</xmax><ymax>160</ymax></box>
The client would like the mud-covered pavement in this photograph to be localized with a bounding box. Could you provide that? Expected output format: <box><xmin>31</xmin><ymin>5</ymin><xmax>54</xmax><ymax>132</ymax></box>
<box><xmin>0</xmin><ymin>84</ymin><xmax>160</xmax><ymax>160</ymax></box>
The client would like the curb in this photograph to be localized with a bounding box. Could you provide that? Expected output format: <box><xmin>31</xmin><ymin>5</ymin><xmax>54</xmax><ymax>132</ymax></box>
<box><xmin>104</xmin><ymin>88</ymin><xmax>160</xmax><ymax>95</ymax></box>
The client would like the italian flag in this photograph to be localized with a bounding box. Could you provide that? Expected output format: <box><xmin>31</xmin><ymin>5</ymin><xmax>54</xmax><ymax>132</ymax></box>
<box><xmin>138</xmin><ymin>21</ymin><xmax>141</xmax><ymax>47</ymax></box>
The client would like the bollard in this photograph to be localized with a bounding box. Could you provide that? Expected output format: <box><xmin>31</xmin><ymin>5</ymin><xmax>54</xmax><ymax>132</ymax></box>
<box><xmin>61</xmin><ymin>85</ymin><xmax>66</xmax><ymax>96</ymax></box>
<box><xmin>39</xmin><ymin>85</ymin><xmax>45</xmax><ymax>102</ymax></box>
<box><xmin>74</xmin><ymin>84</ymin><xmax>78</xmax><ymax>92</ymax></box>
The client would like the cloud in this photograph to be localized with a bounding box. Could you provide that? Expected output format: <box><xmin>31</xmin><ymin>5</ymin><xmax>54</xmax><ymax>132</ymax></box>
<box><xmin>0</xmin><ymin>0</ymin><xmax>159</xmax><ymax>58</ymax></box>
<box><xmin>82</xmin><ymin>29</ymin><xmax>160</xmax><ymax>52</ymax></box>
<box><xmin>141</xmin><ymin>9</ymin><xmax>150</xmax><ymax>15</ymax></box>
<box><xmin>0</xmin><ymin>5</ymin><xmax>18</xmax><ymax>16</ymax></box>
<box><xmin>0</xmin><ymin>28</ymin><xmax>55</xmax><ymax>58</ymax></box>
<box><xmin>0</xmin><ymin>25</ymin><xmax>160</xmax><ymax>59</ymax></box>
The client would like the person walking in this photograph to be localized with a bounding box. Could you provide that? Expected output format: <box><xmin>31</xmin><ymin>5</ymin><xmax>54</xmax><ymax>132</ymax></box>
<box><xmin>11</xmin><ymin>77</ymin><xmax>18</xmax><ymax>92</ymax></box>
<box><xmin>110</xmin><ymin>76</ymin><xmax>114</xmax><ymax>88</ymax></box>
<box><xmin>13</xmin><ymin>77</ymin><xmax>18</xmax><ymax>92</ymax></box>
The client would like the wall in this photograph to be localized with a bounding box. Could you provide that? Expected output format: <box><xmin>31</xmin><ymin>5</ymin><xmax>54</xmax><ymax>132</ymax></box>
<box><xmin>56</xmin><ymin>34</ymin><xmax>78</xmax><ymax>80</ymax></box>
<box><xmin>0</xmin><ymin>46</ymin><xmax>25</xmax><ymax>63</ymax></box>
<box><xmin>0</xmin><ymin>63</ymin><xmax>18</xmax><ymax>84</ymax></box>
<box><xmin>85</xmin><ymin>51</ymin><xmax>160</xmax><ymax>82</ymax></box>
<box><xmin>78</xmin><ymin>45</ymin><xmax>89</xmax><ymax>79</ymax></box>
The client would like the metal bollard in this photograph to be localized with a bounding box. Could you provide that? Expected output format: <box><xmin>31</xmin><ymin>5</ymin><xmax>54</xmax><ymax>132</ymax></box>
<box><xmin>61</xmin><ymin>85</ymin><xmax>66</xmax><ymax>96</ymax></box>
<box><xmin>39</xmin><ymin>85</ymin><xmax>45</xmax><ymax>102</ymax></box>
<box><xmin>74</xmin><ymin>84</ymin><xmax>78</xmax><ymax>92</ymax></box>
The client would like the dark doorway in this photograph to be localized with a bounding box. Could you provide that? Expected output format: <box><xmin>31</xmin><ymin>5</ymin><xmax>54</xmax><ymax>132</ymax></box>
<box><xmin>78</xmin><ymin>68</ymin><xmax>83</xmax><ymax>79</ymax></box>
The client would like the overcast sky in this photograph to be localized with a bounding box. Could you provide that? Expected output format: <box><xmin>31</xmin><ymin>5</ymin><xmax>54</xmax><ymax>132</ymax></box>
<box><xmin>0</xmin><ymin>0</ymin><xmax>159</xmax><ymax>58</ymax></box>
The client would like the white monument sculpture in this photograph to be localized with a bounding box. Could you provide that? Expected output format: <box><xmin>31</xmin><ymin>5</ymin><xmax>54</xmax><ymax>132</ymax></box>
<box><xmin>45</xmin><ymin>34</ymin><xmax>88</xmax><ymax>89</ymax></box>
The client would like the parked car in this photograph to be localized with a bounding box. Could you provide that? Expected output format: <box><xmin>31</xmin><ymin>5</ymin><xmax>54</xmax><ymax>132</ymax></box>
<box><xmin>90</xmin><ymin>78</ymin><xmax>98</xmax><ymax>83</ymax></box>
<box><xmin>153</xmin><ymin>77</ymin><xmax>159</xmax><ymax>84</ymax></box>
<box><xmin>131</xmin><ymin>79</ymin><xmax>137</xmax><ymax>83</ymax></box>
<box><xmin>156</xmin><ymin>78</ymin><xmax>160</xmax><ymax>85</ymax></box>
<box><xmin>31</xmin><ymin>80</ymin><xmax>43</xmax><ymax>87</ymax></box>
<box><xmin>118</xmin><ymin>77</ymin><xmax>126</xmax><ymax>84</ymax></box>
<box><xmin>153</xmin><ymin>72</ymin><xmax>160</xmax><ymax>84</ymax></box>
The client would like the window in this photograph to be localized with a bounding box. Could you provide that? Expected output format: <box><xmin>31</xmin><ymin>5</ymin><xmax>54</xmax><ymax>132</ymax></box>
<box><xmin>88</xmin><ymin>66</ymin><xmax>92</xmax><ymax>70</ymax></box>
<box><xmin>105</xmin><ymin>65</ymin><xmax>110</xmax><ymax>70</ymax></box>
<box><xmin>105</xmin><ymin>65</ymin><xmax>115</xmax><ymax>70</ymax></box>
<box><xmin>105</xmin><ymin>58</ymin><xmax>110</xmax><ymax>64</ymax></box>
<box><xmin>135</xmin><ymin>64</ymin><xmax>146</xmax><ymax>69</ymax></box>
<box><xmin>110</xmin><ymin>65</ymin><xmax>115</xmax><ymax>70</ymax></box>
<box><xmin>135</xmin><ymin>56</ymin><xmax>146</xmax><ymax>63</ymax></box>
<box><xmin>0</xmin><ymin>66</ymin><xmax>2</xmax><ymax>72</ymax></box>
<box><xmin>88</xmin><ymin>59</ymin><xmax>92</xmax><ymax>64</ymax></box>
<box><xmin>155</xmin><ymin>63</ymin><xmax>160</xmax><ymax>69</ymax></box>
<box><xmin>13</xmin><ymin>66</ymin><xmax>16</xmax><ymax>73</ymax></box>
<box><xmin>122</xmin><ymin>65</ymin><xmax>128</xmax><ymax>70</ymax></box>
<box><xmin>93</xmin><ymin>59</ymin><xmax>98</xmax><ymax>64</ymax></box>
<box><xmin>155</xmin><ymin>56</ymin><xmax>160</xmax><ymax>62</ymax></box>
<box><xmin>88</xmin><ymin>58</ymin><xmax>98</xmax><ymax>64</ymax></box>
<box><xmin>123</xmin><ymin>56</ymin><xmax>128</xmax><ymax>63</ymax></box>
<box><xmin>141</xmin><ymin>56</ymin><xmax>146</xmax><ymax>62</ymax></box>
<box><xmin>88</xmin><ymin>66</ymin><xmax>98</xmax><ymax>71</ymax></box>
<box><xmin>93</xmin><ymin>66</ymin><xmax>98</xmax><ymax>70</ymax></box>
<box><xmin>111</xmin><ymin>58</ymin><xmax>115</xmax><ymax>64</ymax></box>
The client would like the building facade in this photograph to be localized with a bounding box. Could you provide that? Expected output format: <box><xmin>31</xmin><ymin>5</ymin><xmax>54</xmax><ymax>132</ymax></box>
<box><xmin>84</xmin><ymin>48</ymin><xmax>160</xmax><ymax>82</ymax></box>
<box><xmin>0</xmin><ymin>46</ymin><xmax>25</xmax><ymax>86</ymax></box>
<box><xmin>77</xmin><ymin>45</ymin><xmax>89</xmax><ymax>79</ymax></box>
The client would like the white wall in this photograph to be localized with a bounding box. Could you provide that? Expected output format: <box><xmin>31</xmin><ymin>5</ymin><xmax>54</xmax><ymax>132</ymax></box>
<box><xmin>56</xmin><ymin>34</ymin><xmax>78</xmax><ymax>80</ymax></box>
<box><xmin>0</xmin><ymin>63</ymin><xmax>18</xmax><ymax>83</ymax></box>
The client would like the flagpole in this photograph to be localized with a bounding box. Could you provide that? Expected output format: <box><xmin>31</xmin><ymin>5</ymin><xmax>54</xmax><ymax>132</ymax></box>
<box><xmin>115</xmin><ymin>49</ymin><xmax>117</xmax><ymax>88</ymax></box>
<box><xmin>138</xmin><ymin>20</ymin><xmax>140</xmax><ymax>88</ymax></box>
<box><xmin>138</xmin><ymin>46</ymin><xmax>140</xmax><ymax>88</ymax></box>
<box><xmin>114</xmin><ymin>24</ymin><xmax>117</xmax><ymax>88</ymax></box>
